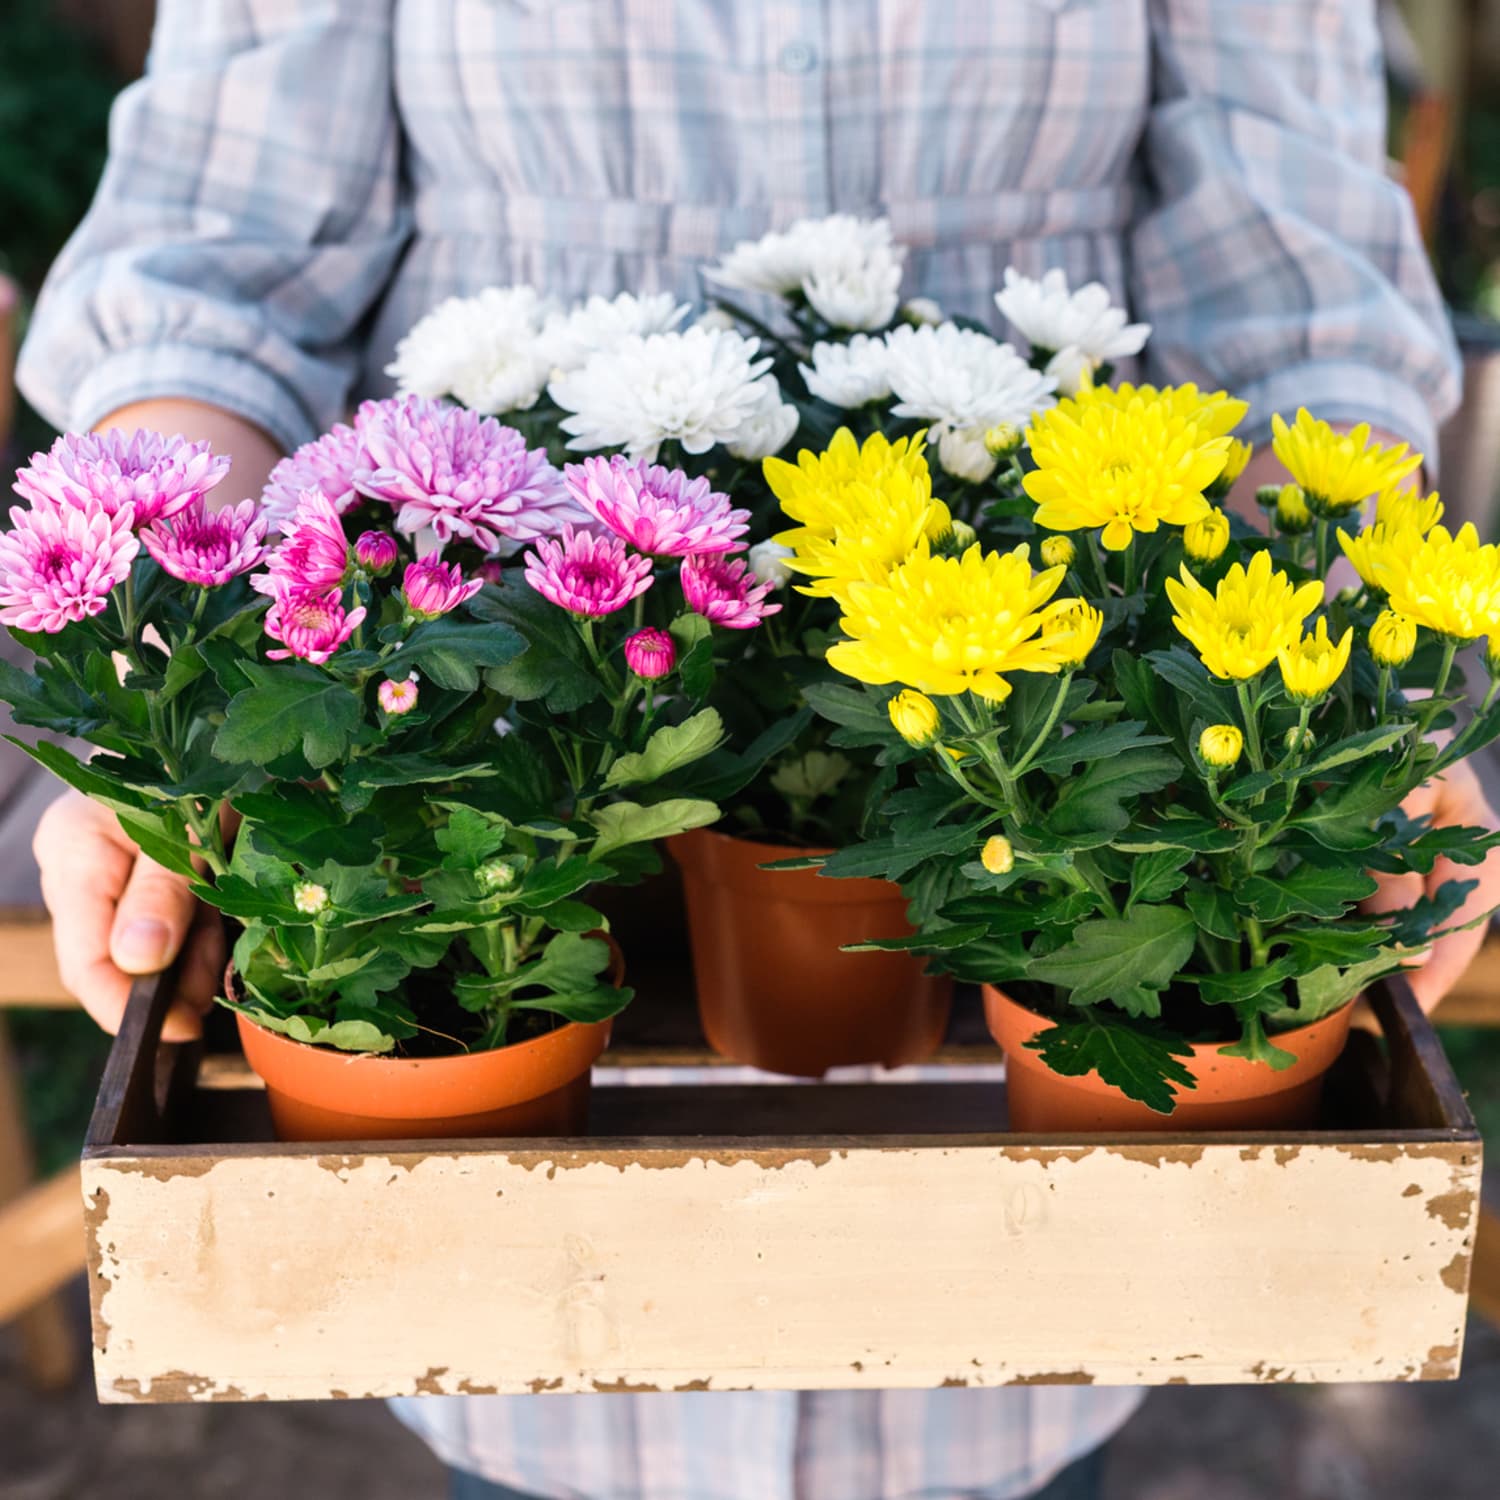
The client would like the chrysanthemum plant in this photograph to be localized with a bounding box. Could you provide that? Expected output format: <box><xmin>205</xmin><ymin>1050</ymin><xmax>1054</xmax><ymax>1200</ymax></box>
<box><xmin>0</xmin><ymin>412</ymin><xmax>776</xmax><ymax>1054</ymax></box>
<box><xmin>779</xmin><ymin>390</ymin><xmax>1500</xmax><ymax>1113</ymax></box>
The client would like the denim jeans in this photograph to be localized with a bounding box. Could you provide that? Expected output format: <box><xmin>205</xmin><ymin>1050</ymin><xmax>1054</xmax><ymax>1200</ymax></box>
<box><xmin>447</xmin><ymin>1444</ymin><xmax>1106</xmax><ymax>1500</ymax></box>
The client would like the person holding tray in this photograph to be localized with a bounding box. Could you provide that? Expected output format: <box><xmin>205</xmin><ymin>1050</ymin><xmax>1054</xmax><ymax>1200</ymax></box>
<box><xmin>15</xmin><ymin>3</ymin><xmax>1495</xmax><ymax>1498</ymax></box>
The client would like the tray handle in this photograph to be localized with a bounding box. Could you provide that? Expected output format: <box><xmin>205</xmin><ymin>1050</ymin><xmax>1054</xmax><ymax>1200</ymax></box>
<box><xmin>84</xmin><ymin>954</ymin><xmax>198</xmax><ymax>1150</ymax></box>
<box><xmin>1367</xmin><ymin>973</ymin><xmax>1478</xmax><ymax>1134</ymax></box>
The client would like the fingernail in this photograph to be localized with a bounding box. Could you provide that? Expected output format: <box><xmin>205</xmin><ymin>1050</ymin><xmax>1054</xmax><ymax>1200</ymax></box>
<box><xmin>114</xmin><ymin>918</ymin><xmax>172</xmax><ymax>971</ymax></box>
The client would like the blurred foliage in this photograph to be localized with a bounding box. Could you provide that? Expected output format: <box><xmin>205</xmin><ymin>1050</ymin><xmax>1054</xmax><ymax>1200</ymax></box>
<box><xmin>1441</xmin><ymin>1025</ymin><xmax>1500</xmax><ymax>1143</ymax></box>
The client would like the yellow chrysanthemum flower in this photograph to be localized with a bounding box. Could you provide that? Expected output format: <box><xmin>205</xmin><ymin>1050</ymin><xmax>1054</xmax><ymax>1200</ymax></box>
<box><xmin>1198</xmin><ymin>724</ymin><xmax>1244</xmax><ymax>770</ymax></box>
<box><xmin>1022</xmin><ymin>396</ymin><xmax>1230</xmax><ymax>551</ymax></box>
<box><xmin>1369</xmin><ymin>610</ymin><xmax>1416</xmax><ymax>668</ymax></box>
<box><xmin>1278</xmin><ymin>617</ymin><xmax>1353</xmax><ymax>703</ymax></box>
<box><xmin>1165</xmin><ymin>550</ymin><xmax>1323</xmax><ymax>681</ymax></box>
<box><xmin>1040</xmin><ymin>598</ymin><xmax>1104</xmax><ymax>669</ymax></box>
<box><xmin>1206</xmin><ymin>438</ymin><xmax>1253</xmax><ymax>498</ymax></box>
<box><xmin>1369</xmin><ymin>523</ymin><xmax>1500</xmax><ymax>643</ymax></box>
<box><xmin>888</xmin><ymin>689</ymin><xmax>941</xmax><ymax>748</ymax></box>
<box><xmin>1273</xmin><ymin>483</ymin><xmax>1313</xmax><ymax>536</ymax></box>
<box><xmin>1070</xmin><ymin>382</ymin><xmax>1249</xmax><ymax>439</ymax></box>
<box><xmin>765</xmin><ymin>427</ymin><xmax>932</xmax><ymax>537</ymax></box>
<box><xmin>1270</xmin><ymin>409</ymin><xmax>1422</xmax><ymax>519</ymax></box>
<box><xmin>829</xmin><ymin>544</ymin><xmax>1065</xmax><ymax>700</ymax></box>
<box><xmin>1340</xmin><ymin>487</ymin><xmax>1445</xmax><ymax>591</ymax></box>
<box><xmin>1183</xmin><ymin>509</ymin><xmax>1230</xmax><ymax>564</ymax></box>
<box><xmin>1373</xmin><ymin>485</ymin><xmax>1443</xmax><ymax>534</ymax></box>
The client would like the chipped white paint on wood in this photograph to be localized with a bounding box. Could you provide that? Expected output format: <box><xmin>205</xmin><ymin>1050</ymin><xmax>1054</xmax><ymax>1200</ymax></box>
<box><xmin>83</xmin><ymin>1138</ymin><xmax>1479</xmax><ymax>1403</ymax></box>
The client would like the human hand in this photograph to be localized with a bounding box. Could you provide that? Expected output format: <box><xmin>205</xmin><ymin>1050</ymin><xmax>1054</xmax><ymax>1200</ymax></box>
<box><xmin>1362</xmin><ymin>758</ymin><xmax>1500</xmax><ymax>1011</ymax></box>
<box><xmin>32</xmin><ymin>790</ymin><xmax>225</xmax><ymax>1039</ymax></box>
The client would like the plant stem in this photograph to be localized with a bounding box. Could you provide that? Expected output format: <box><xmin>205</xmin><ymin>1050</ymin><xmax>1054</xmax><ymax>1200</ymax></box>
<box><xmin>1236</xmin><ymin>679</ymin><xmax>1265</xmax><ymax>772</ymax></box>
<box><xmin>1314</xmin><ymin>519</ymin><xmax>1331</xmax><ymax>580</ymax></box>
<box><xmin>1122</xmin><ymin>537</ymin><xmax>1139</xmax><ymax>599</ymax></box>
<box><xmin>1010</xmin><ymin>672</ymin><xmax>1073</xmax><ymax>777</ymax></box>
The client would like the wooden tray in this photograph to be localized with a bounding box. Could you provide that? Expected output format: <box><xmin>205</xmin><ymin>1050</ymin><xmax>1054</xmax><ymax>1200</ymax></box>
<box><xmin>80</xmin><ymin>961</ymin><xmax>1482</xmax><ymax>1403</ymax></box>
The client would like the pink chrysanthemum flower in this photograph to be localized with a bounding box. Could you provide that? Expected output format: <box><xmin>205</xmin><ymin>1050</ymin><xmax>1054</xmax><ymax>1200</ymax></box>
<box><xmin>523</xmin><ymin>526</ymin><xmax>654</xmax><ymax>617</ymax></box>
<box><xmin>260</xmin><ymin>419</ymin><xmax>367</xmax><ymax>535</ymax></box>
<box><xmin>355</xmin><ymin>395</ymin><xmax>581</xmax><ymax>552</ymax></box>
<box><xmin>263</xmin><ymin>585</ymin><xmax>366</xmax><ymax>664</ymax></box>
<box><xmin>354</xmin><ymin>530</ymin><xmax>399</xmax><ymax>575</ymax></box>
<box><xmin>14</xmin><ymin>430</ymin><xmax>229</xmax><ymax>528</ymax></box>
<box><xmin>563</xmin><ymin>455</ymin><xmax>749</xmax><ymax>557</ymax></box>
<box><xmin>0</xmin><ymin>502</ymin><xmax>139</xmax><ymax>633</ymax></box>
<box><xmin>402</xmin><ymin>558</ymin><xmax>484</xmax><ymax>619</ymax></box>
<box><xmin>252</xmin><ymin>490</ymin><xmax>350</xmax><ymax>597</ymax></box>
<box><xmin>141</xmin><ymin>498</ymin><xmax>269</xmax><ymax>588</ymax></box>
<box><xmin>624</xmin><ymin>627</ymin><xmax>676</xmax><ymax>680</ymax></box>
<box><xmin>378</xmin><ymin>678</ymin><xmax>419</xmax><ymax>716</ymax></box>
<box><xmin>680</xmin><ymin>553</ymin><xmax>782</xmax><ymax>630</ymax></box>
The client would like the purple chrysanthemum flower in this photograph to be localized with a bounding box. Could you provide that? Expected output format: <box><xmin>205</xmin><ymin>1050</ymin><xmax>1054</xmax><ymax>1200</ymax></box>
<box><xmin>260</xmin><ymin>419</ymin><xmax>367</xmax><ymax>535</ymax></box>
<box><xmin>680</xmin><ymin>553</ymin><xmax>781</xmax><ymax>630</ymax></box>
<box><xmin>14</xmin><ymin>430</ymin><xmax>229</xmax><ymax>528</ymax></box>
<box><xmin>140</xmin><ymin>498</ymin><xmax>269</xmax><ymax>587</ymax></box>
<box><xmin>401</xmin><ymin>558</ymin><xmax>483</xmax><ymax>619</ymax></box>
<box><xmin>354</xmin><ymin>530</ymin><xmax>399</xmax><ymax>575</ymax></box>
<box><xmin>354</xmin><ymin>395</ymin><xmax>581</xmax><ymax>553</ymax></box>
<box><xmin>523</xmin><ymin>526</ymin><xmax>654</xmax><ymax>618</ymax></box>
<box><xmin>624</xmin><ymin>627</ymin><xmax>677</xmax><ymax>680</ymax></box>
<box><xmin>263</xmin><ymin>584</ymin><xmax>366</xmax><ymax>664</ymax></box>
<box><xmin>563</xmin><ymin>455</ymin><xmax>749</xmax><ymax>557</ymax></box>
<box><xmin>252</xmin><ymin>490</ymin><xmax>350</xmax><ymax>598</ymax></box>
<box><xmin>0</xmin><ymin>502</ymin><xmax>139</xmax><ymax>633</ymax></box>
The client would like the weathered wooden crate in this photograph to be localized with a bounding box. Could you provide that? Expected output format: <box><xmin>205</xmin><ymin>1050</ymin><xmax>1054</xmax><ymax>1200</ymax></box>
<box><xmin>80</xmin><ymin>961</ymin><xmax>1483</xmax><ymax>1403</ymax></box>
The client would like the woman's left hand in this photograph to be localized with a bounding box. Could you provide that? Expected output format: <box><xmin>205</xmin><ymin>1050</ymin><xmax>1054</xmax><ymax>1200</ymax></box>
<box><xmin>1362</xmin><ymin>757</ymin><xmax>1500</xmax><ymax>1011</ymax></box>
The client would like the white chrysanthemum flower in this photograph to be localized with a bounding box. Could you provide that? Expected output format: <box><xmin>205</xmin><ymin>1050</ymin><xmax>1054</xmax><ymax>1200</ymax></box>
<box><xmin>1044</xmin><ymin>345</ymin><xmax>1096</xmax><ymax>398</ymax></box>
<box><xmin>747</xmin><ymin>538</ymin><xmax>795</xmax><ymax>589</ymax></box>
<box><xmin>705</xmin><ymin>214</ymin><xmax>905</xmax><ymax>328</ymax></box>
<box><xmin>726</xmin><ymin>377</ymin><xmax>800</xmax><ymax>460</ymax></box>
<box><xmin>386</xmin><ymin>285</ymin><xmax>557</xmax><ymax>414</ymax></box>
<box><xmin>885</xmin><ymin>322</ymin><xmax>1057</xmax><ymax>434</ymax></box>
<box><xmin>937</xmin><ymin>424</ymin><xmax>999</xmax><ymax>484</ymax></box>
<box><xmin>549</xmin><ymin>326</ymin><xmax>772</xmax><ymax>460</ymax></box>
<box><xmin>693</xmin><ymin>307</ymin><xmax>738</xmax><ymax>333</ymax></box>
<box><xmin>900</xmin><ymin>297</ymin><xmax>945</xmax><ymax>327</ymax></box>
<box><xmin>799</xmin><ymin>334</ymin><xmax>892</xmax><ymax>409</ymax></box>
<box><xmin>539</xmin><ymin>292</ymin><xmax>690</xmax><ymax>374</ymax></box>
<box><xmin>993</xmin><ymin>268</ymin><xmax>1149</xmax><ymax>365</ymax></box>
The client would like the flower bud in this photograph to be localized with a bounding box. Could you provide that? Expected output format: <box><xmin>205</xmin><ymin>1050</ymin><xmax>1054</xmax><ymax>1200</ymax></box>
<box><xmin>747</xmin><ymin>539</ymin><xmax>794</xmax><ymax>589</ymax></box>
<box><xmin>1199</xmin><ymin>723</ymin><xmax>1244</xmax><ymax>770</ymax></box>
<box><xmin>1284</xmin><ymin>724</ymin><xmax>1317</xmax><ymax>755</ymax></box>
<box><xmin>1254</xmin><ymin>484</ymin><xmax>1282</xmax><ymax>510</ymax></box>
<box><xmin>477</xmin><ymin>858</ymin><xmax>518</xmax><ymax>894</ymax></box>
<box><xmin>1206</xmin><ymin>438</ymin><xmax>1252</xmax><ymax>498</ymax></box>
<box><xmin>1183</xmin><ymin>509</ymin><xmax>1229</xmax><ymax>565</ymax></box>
<box><xmin>980</xmin><ymin>835</ymin><xmax>1015</xmax><ymax>876</ymax></box>
<box><xmin>1487</xmin><ymin>635</ymin><xmax>1500</xmax><ymax>679</ymax></box>
<box><xmin>378</xmin><ymin>678</ymin><xmax>419</xmax><ymax>716</ymax></box>
<box><xmin>1369</xmin><ymin>610</ymin><xmax>1416</xmax><ymax>669</ymax></box>
<box><xmin>623</xmin><ymin>627</ymin><xmax>676</xmax><ymax>680</ymax></box>
<box><xmin>900</xmin><ymin>297</ymin><xmax>944</xmax><ymax>327</ymax></box>
<box><xmin>477</xmin><ymin>560</ymin><xmax>505</xmax><ymax>586</ymax></box>
<box><xmin>1042</xmin><ymin>599</ymin><xmax>1103</xmax><ymax>670</ymax></box>
<box><xmin>937</xmin><ymin>425</ymin><xmax>998</xmax><ymax>484</ymax></box>
<box><xmin>354</xmin><ymin>530</ymin><xmax>399</xmax><ymax>575</ymax></box>
<box><xmin>983</xmin><ymin>423</ymin><xmax>1022</xmax><ymax>458</ymax></box>
<box><xmin>1040</xmin><ymin>535</ymin><xmax>1075</xmax><ymax>569</ymax></box>
<box><xmin>888</xmin><ymin>689</ymin><xmax>941</xmax><ymax>748</ymax></box>
<box><xmin>292</xmin><ymin>881</ymin><xmax>330</xmax><ymax>916</ymax></box>
<box><xmin>934</xmin><ymin>519</ymin><xmax>978</xmax><ymax>557</ymax></box>
<box><xmin>1274</xmin><ymin>483</ymin><xmax>1313</xmax><ymax>535</ymax></box>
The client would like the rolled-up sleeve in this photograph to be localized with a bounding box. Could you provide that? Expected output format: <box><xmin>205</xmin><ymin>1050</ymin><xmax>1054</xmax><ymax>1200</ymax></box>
<box><xmin>1129</xmin><ymin>0</ymin><xmax>1460</xmax><ymax>460</ymax></box>
<box><xmin>17</xmin><ymin>0</ymin><xmax>409</xmax><ymax>452</ymax></box>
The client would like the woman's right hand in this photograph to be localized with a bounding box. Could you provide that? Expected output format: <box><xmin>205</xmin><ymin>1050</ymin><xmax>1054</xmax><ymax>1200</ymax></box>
<box><xmin>32</xmin><ymin>791</ymin><xmax>225</xmax><ymax>1039</ymax></box>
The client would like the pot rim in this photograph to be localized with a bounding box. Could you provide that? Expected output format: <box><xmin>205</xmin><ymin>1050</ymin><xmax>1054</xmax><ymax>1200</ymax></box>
<box><xmin>666</xmin><ymin>825</ymin><xmax>901</xmax><ymax>902</ymax></box>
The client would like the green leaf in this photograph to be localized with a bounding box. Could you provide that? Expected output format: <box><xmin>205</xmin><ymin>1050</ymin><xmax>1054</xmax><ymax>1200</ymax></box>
<box><xmin>383</xmin><ymin>617</ymin><xmax>525</xmax><ymax>692</ymax></box>
<box><xmin>1289</xmin><ymin>951</ymin><xmax>1405</xmax><ymax>1022</ymax></box>
<box><xmin>509</xmin><ymin>982</ymin><xmax>634</xmax><ymax>1023</ymax></box>
<box><xmin>213</xmin><ymin>662</ymin><xmax>362</xmax><ymax>770</ymax></box>
<box><xmin>842</xmin><ymin>922</ymin><xmax>985</xmax><ymax>954</ymax></box>
<box><xmin>222</xmin><ymin>1003</ymin><xmax>394</xmax><ymax>1054</ymax></box>
<box><xmin>1217</xmin><ymin>1013</ymin><xmax>1298</xmax><ymax>1070</ymax></box>
<box><xmin>1291</xmin><ymin>767</ymin><xmax>1405</xmax><ymax>851</ymax></box>
<box><xmin>819</xmin><ymin>816</ymin><xmax>989</xmax><ymax>880</ymax></box>
<box><xmin>1183</xmin><ymin>881</ymin><xmax>1238</xmax><ymax>941</ymax></box>
<box><xmin>434</xmin><ymin>806</ymin><xmax>509</xmax><ymax>867</ymax></box>
<box><xmin>1029</xmin><ymin>904</ymin><xmax>1197</xmax><ymax>1010</ymax></box>
<box><xmin>1194</xmin><ymin>958</ymin><xmax>1297</xmax><ymax>1007</ymax></box>
<box><xmin>669</xmin><ymin>613</ymin><xmax>716</xmax><ymax>699</ymax></box>
<box><xmin>1241</xmin><ymin>864</ymin><xmax>1379</xmax><ymax>922</ymax></box>
<box><xmin>1127</xmin><ymin>849</ymin><xmax>1189</xmax><ymax>908</ymax></box>
<box><xmin>472</xmin><ymin>574</ymin><xmax>601</xmax><ymax>711</ymax></box>
<box><xmin>1024</xmin><ymin>1014</ymin><xmax>1197</xmax><ymax>1115</ymax></box>
<box><xmin>603</xmin><ymin>709</ymin><xmax>726</xmax><ymax>789</ymax></box>
<box><xmin>1028</xmin><ymin>721</ymin><xmax>1170</xmax><ymax>774</ymax></box>
<box><xmin>1275</xmin><ymin>921</ymin><xmax>1388</xmax><ymax>970</ymax></box>
<box><xmin>1298</xmin><ymin>724</ymin><xmax>1413</xmax><ymax>779</ymax></box>
<box><xmin>1044</xmin><ymin>746</ymin><xmax>1181</xmax><ymax>840</ymax></box>
<box><xmin>589</xmin><ymin>797</ymin><xmax>720</xmax><ymax>860</ymax></box>
<box><xmin>339</xmin><ymin>754</ymin><xmax>500</xmax><ymax>814</ymax></box>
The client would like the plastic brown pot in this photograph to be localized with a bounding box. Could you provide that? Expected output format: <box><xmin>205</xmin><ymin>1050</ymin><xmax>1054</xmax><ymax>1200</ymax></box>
<box><xmin>668</xmin><ymin>827</ymin><xmax>952</xmax><ymax>1077</ymax></box>
<box><xmin>983</xmin><ymin>985</ymin><xmax>1357</xmax><ymax>1133</ymax></box>
<box><xmin>231</xmin><ymin>941</ymin><xmax>622</xmax><ymax>1142</ymax></box>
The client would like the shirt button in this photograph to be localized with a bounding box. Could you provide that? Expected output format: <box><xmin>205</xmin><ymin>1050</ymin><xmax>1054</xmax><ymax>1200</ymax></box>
<box><xmin>778</xmin><ymin>40</ymin><xmax>817</xmax><ymax>74</ymax></box>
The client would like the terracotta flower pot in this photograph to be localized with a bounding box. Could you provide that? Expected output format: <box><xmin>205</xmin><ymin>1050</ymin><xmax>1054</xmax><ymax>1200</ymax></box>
<box><xmin>232</xmin><ymin>940</ymin><xmax>622</xmax><ymax>1142</ymax></box>
<box><xmin>669</xmin><ymin>827</ymin><xmax>952</xmax><ymax>1077</ymax></box>
<box><xmin>983</xmin><ymin>985</ymin><xmax>1357</xmax><ymax>1133</ymax></box>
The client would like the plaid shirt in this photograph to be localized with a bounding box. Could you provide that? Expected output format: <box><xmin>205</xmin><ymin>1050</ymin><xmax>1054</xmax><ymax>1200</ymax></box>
<box><xmin>18</xmin><ymin>3</ymin><xmax>1458</xmax><ymax>1497</ymax></box>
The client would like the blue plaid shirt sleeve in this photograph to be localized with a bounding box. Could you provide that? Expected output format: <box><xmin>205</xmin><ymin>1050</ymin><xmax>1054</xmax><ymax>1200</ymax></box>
<box><xmin>16</xmin><ymin>0</ymin><xmax>410</xmax><ymax>453</ymax></box>
<box><xmin>1130</xmin><ymin>0</ymin><xmax>1460</xmax><ymax>458</ymax></box>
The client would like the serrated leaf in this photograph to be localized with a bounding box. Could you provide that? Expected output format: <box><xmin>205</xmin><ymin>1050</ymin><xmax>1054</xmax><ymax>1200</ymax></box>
<box><xmin>1297</xmin><ymin>724</ymin><xmax>1413</xmax><ymax>778</ymax></box>
<box><xmin>1241</xmin><ymin>864</ymin><xmax>1379</xmax><ymax>921</ymax></box>
<box><xmin>1028</xmin><ymin>721</ymin><xmax>1170</xmax><ymax>774</ymax></box>
<box><xmin>383</xmin><ymin>616</ymin><xmax>525</xmax><ymax>692</ymax></box>
<box><xmin>603</xmin><ymin>709</ymin><xmax>726</xmax><ymax>789</ymax></box>
<box><xmin>588</xmin><ymin>797</ymin><xmax>720</xmax><ymax>860</ymax></box>
<box><xmin>1024</xmin><ymin>1013</ymin><xmax>1197</xmax><ymax>1115</ymax></box>
<box><xmin>1029</xmin><ymin>904</ymin><xmax>1196</xmax><ymax>1008</ymax></box>
<box><xmin>842</xmin><ymin>921</ymin><xmax>984</xmax><ymax>954</ymax></box>
<box><xmin>1183</xmin><ymin>881</ymin><xmax>1238</xmax><ymax>941</ymax></box>
<box><xmin>1127</xmin><ymin>848</ymin><xmax>1189</xmax><ymax>908</ymax></box>
<box><xmin>213</xmin><ymin>662</ymin><xmax>362</xmax><ymax>770</ymax></box>
<box><xmin>1044</xmin><ymin>745</ymin><xmax>1182</xmax><ymax>839</ymax></box>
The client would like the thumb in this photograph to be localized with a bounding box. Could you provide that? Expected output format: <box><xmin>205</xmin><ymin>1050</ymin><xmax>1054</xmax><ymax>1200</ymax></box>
<box><xmin>109</xmin><ymin>853</ymin><xmax>198</xmax><ymax>975</ymax></box>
